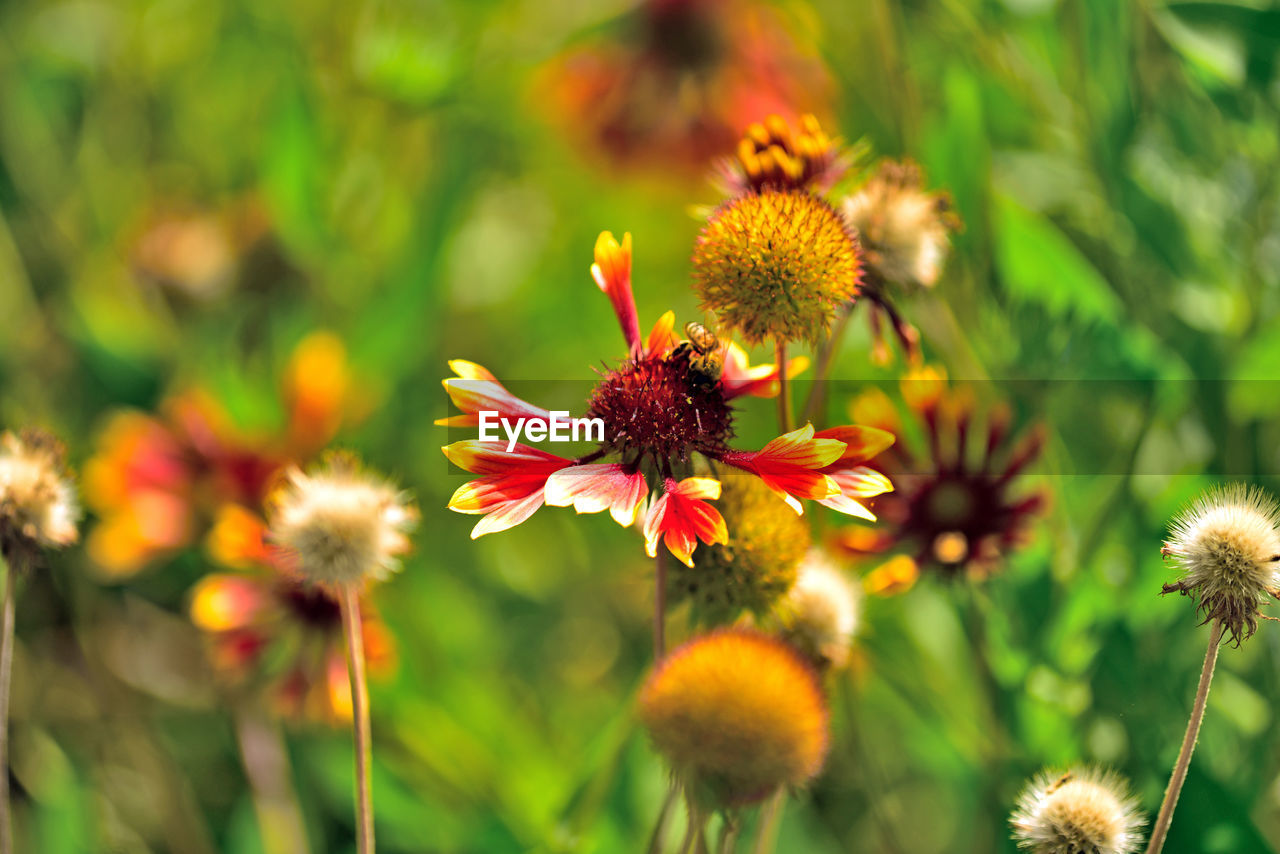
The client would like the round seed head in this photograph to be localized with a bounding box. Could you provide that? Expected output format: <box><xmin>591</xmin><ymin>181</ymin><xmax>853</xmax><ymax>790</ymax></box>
<box><xmin>0</xmin><ymin>429</ymin><xmax>80</xmax><ymax>566</ymax></box>
<box><xmin>638</xmin><ymin>628</ymin><xmax>829</xmax><ymax>807</ymax></box>
<box><xmin>268</xmin><ymin>453</ymin><xmax>417</xmax><ymax>587</ymax></box>
<box><xmin>1162</xmin><ymin>483</ymin><xmax>1280</xmax><ymax>644</ymax></box>
<box><xmin>1010</xmin><ymin>767</ymin><xmax>1145</xmax><ymax>854</ymax></box>
<box><xmin>779</xmin><ymin>549</ymin><xmax>860</xmax><ymax>669</ymax></box>
<box><xmin>692</xmin><ymin>189</ymin><xmax>861</xmax><ymax>345</ymax></box>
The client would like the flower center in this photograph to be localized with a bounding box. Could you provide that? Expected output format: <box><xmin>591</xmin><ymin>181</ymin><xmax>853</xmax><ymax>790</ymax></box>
<box><xmin>586</xmin><ymin>351</ymin><xmax>732</xmax><ymax>466</ymax></box>
<box><xmin>279</xmin><ymin>583</ymin><xmax>342</xmax><ymax>629</ymax></box>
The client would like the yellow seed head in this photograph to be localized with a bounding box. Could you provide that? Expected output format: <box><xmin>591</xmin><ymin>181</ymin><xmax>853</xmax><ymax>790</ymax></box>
<box><xmin>1010</xmin><ymin>768</ymin><xmax>1145</xmax><ymax>854</ymax></box>
<box><xmin>0</xmin><ymin>430</ymin><xmax>80</xmax><ymax>566</ymax></box>
<box><xmin>692</xmin><ymin>190</ymin><xmax>861</xmax><ymax>345</ymax></box>
<box><xmin>673</xmin><ymin>475</ymin><xmax>810</xmax><ymax>626</ymax></box>
<box><xmin>268</xmin><ymin>453</ymin><xmax>418</xmax><ymax>587</ymax></box>
<box><xmin>638</xmin><ymin>628</ymin><xmax>829</xmax><ymax>807</ymax></box>
<box><xmin>1162</xmin><ymin>483</ymin><xmax>1280</xmax><ymax>644</ymax></box>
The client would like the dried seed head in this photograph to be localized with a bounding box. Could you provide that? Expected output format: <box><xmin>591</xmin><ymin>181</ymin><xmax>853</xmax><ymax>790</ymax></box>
<box><xmin>638</xmin><ymin>628</ymin><xmax>828</xmax><ymax>807</ymax></box>
<box><xmin>692</xmin><ymin>189</ymin><xmax>861</xmax><ymax>345</ymax></box>
<box><xmin>779</xmin><ymin>549</ymin><xmax>860</xmax><ymax>669</ymax></box>
<box><xmin>1010</xmin><ymin>768</ymin><xmax>1145</xmax><ymax>854</ymax></box>
<box><xmin>1161</xmin><ymin>483</ymin><xmax>1280</xmax><ymax>644</ymax></box>
<box><xmin>268</xmin><ymin>453</ymin><xmax>418</xmax><ymax>587</ymax></box>
<box><xmin>673</xmin><ymin>474</ymin><xmax>810</xmax><ymax>626</ymax></box>
<box><xmin>0</xmin><ymin>429</ymin><xmax>80</xmax><ymax>567</ymax></box>
<box><xmin>841</xmin><ymin>159</ymin><xmax>957</xmax><ymax>291</ymax></box>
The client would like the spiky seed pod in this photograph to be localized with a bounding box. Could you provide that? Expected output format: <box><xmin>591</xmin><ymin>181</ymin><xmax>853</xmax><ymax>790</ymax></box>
<box><xmin>0</xmin><ymin>429</ymin><xmax>80</xmax><ymax>569</ymax></box>
<box><xmin>841</xmin><ymin>159</ymin><xmax>958</xmax><ymax>291</ymax></box>
<box><xmin>1161</xmin><ymin>483</ymin><xmax>1280</xmax><ymax>645</ymax></box>
<box><xmin>1010</xmin><ymin>768</ymin><xmax>1145</xmax><ymax>854</ymax></box>
<box><xmin>638</xmin><ymin>628</ymin><xmax>828</xmax><ymax>807</ymax></box>
<box><xmin>691</xmin><ymin>189</ymin><xmax>861</xmax><ymax>345</ymax></box>
<box><xmin>671</xmin><ymin>475</ymin><xmax>810</xmax><ymax>626</ymax></box>
<box><xmin>268</xmin><ymin>453</ymin><xmax>418</xmax><ymax>587</ymax></box>
<box><xmin>779</xmin><ymin>549</ymin><xmax>860</xmax><ymax>669</ymax></box>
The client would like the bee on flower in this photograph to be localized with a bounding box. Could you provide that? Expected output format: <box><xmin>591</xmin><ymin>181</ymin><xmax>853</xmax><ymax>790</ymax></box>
<box><xmin>440</xmin><ymin>231</ymin><xmax>894</xmax><ymax>570</ymax></box>
<box><xmin>833</xmin><ymin>366</ymin><xmax>1046</xmax><ymax>590</ymax></box>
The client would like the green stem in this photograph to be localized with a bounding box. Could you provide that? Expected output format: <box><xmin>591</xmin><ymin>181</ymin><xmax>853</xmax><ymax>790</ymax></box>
<box><xmin>679</xmin><ymin>798</ymin><xmax>706</xmax><ymax>854</ymax></box>
<box><xmin>1145</xmin><ymin>620</ymin><xmax>1224</xmax><ymax>854</ymax></box>
<box><xmin>234</xmin><ymin>704</ymin><xmax>312</xmax><ymax>854</ymax></box>
<box><xmin>717</xmin><ymin>812</ymin><xmax>740</xmax><ymax>854</ymax></box>
<box><xmin>751</xmin><ymin>789</ymin><xmax>785</xmax><ymax>854</ymax></box>
<box><xmin>340</xmin><ymin>584</ymin><xmax>375</xmax><ymax>854</ymax></box>
<box><xmin>0</xmin><ymin>558</ymin><xmax>13</xmax><ymax>854</ymax></box>
<box><xmin>776</xmin><ymin>343</ymin><xmax>793</xmax><ymax>433</ymax></box>
<box><xmin>654</xmin><ymin>549</ymin><xmax>667</xmax><ymax>661</ymax></box>
<box><xmin>645</xmin><ymin>781</ymin><xmax>679</xmax><ymax>854</ymax></box>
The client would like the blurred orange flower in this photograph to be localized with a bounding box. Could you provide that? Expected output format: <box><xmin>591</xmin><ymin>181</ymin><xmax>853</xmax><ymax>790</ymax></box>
<box><xmin>538</xmin><ymin>0</ymin><xmax>833</xmax><ymax>176</ymax></box>
<box><xmin>84</xmin><ymin>331</ymin><xmax>356</xmax><ymax>578</ymax></box>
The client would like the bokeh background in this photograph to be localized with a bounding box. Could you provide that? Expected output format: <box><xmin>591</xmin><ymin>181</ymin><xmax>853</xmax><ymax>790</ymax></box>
<box><xmin>3</xmin><ymin>0</ymin><xmax>1280</xmax><ymax>851</ymax></box>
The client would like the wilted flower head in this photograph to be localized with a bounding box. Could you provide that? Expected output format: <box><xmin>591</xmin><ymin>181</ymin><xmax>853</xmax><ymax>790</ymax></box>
<box><xmin>833</xmin><ymin>367</ymin><xmax>1046</xmax><ymax>585</ymax></box>
<box><xmin>1161</xmin><ymin>483</ymin><xmax>1280</xmax><ymax>645</ymax></box>
<box><xmin>1010</xmin><ymin>768</ymin><xmax>1145</xmax><ymax>854</ymax></box>
<box><xmin>0</xmin><ymin>430</ymin><xmax>79</xmax><ymax>567</ymax></box>
<box><xmin>670</xmin><ymin>473</ymin><xmax>811</xmax><ymax>625</ymax></box>
<box><xmin>779</xmin><ymin>549</ymin><xmax>860</xmax><ymax>670</ymax></box>
<box><xmin>638</xmin><ymin>628</ymin><xmax>828</xmax><ymax>806</ymax></box>
<box><xmin>269</xmin><ymin>454</ymin><xmax>417</xmax><ymax>587</ymax></box>
<box><xmin>442</xmin><ymin>231</ymin><xmax>891</xmax><ymax>568</ymax></box>
<box><xmin>842</xmin><ymin>159</ymin><xmax>957</xmax><ymax>292</ymax></box>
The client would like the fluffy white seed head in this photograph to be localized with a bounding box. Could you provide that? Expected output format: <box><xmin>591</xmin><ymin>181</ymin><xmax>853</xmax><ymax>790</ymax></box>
<box><xmin>841</xmin><ymin>160</ymin><xmax>954</xmax><ymax>291</ymax></box>
<box><xmin>1010</xmin><ymin>768</ymin><xmax>1145</xmax><ymax>854</ymax></box>
<box><xmin>269</xmin><ymin>454</ymin><xmax>417</xmax><ymax>587</ymax></box>
<box><xmin>780</xmin><ymin>549</ymin><xmax>860</xmax><ymax>669</ymax></box>
<box><xmin>1162</xmin><ymin>483</ymin><xmax>1280</xmax><ymax>643</ymax></box>
<box><xmin>0</xmin><ymin>430</ymin><xmax>80</xmax><ymax>560</ymax></box>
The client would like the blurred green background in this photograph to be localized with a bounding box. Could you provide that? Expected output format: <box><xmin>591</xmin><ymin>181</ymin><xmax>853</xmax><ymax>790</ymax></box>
<box><xmin>3</xmin><ymin>0</ymin><xmax>1280</xmax><ymax>851</ymax></box>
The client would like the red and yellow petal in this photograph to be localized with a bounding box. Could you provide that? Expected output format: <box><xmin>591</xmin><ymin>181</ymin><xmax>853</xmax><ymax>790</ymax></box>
<box><xmin>817</xmin><ymin>466</ymin><xmax>893</xmax><ymax>519</ymax></box>
<box><xmin>190</xmin><ymin>573</ymin><xmax>272</xmax><ymax>632</ymax></box>
<box><xmin>719</xmin><ymin>342</ymin><xmax>810</xmax><ymax>400</ymax></box>
<box><xmin>642</xmin><ymin>477</ymin><xmax>728</xmax><ymax>567</ymax></box>
<box><xmin>719</xmin><ymin>424</ymin><xmax>845</xmax><ymax>513</ymax></box>
<box><xmin>544</xmin><ymin>464</ymin><xmax>648</xmax><ymax>526</ymax></box>
<box><xmin>443</xmin><ymin>441</ymin><xmax>572</xmax><ymax>539</ymax></box>
<box><xmin>436</xmin><ymin>362</ymin><xmax>553</xmax><ymax>428</ymax></box>
<box><xmin>646</xmin><ymin>310</ymin><xmax>679</xmax><ymax>357</ymax></box>
<box><xmin>815</xmin><ymin>426</ymin><xmax>895</xmax><ymax>466</ymax></box>
<box><xmin>592</xmin><ymin>231</ymin><xmax>642</xmax><ymax>353</ymax></box>
<box><xmin>863</xmin><ymin>555</ymin><xmax>919</xmax><ymax>596</ymax></box>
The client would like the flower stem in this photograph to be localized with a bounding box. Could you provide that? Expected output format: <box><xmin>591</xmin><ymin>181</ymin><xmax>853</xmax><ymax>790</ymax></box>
<box><xmin>0</xmin><ymin>558</ymin><xmax>13</xmax><ymax>854</ymax></box>
<box><xmin>751</xmin><ymin>788</ymin><xmax>785</xmax><ymax>854</ymax></box>
<box><xmin>717</xmin><ymin>812</ymin><xmax>740</xmax><ymax>854</ymax></box>
<box><xmin>654</xmin><ymin>548</ymin><xmax>667</xmax><ymax>661</ymax></box>
<box><xmin>776</xmin><ymin>343</ymin><xmax>793</xmax><ymax>433</ymax></box>
<box><xmin>645</xmin><ymin>781</ymin><xmax>679</xmax><ymax>854</ymax></box>
<box><xmin>678</xmin><ymin>798</ymin><xmax>706</xmax><ymax>854</ymax></box>
<box><xmin>1145</xmin><ymin>620</ymin><xmax>1224</xmax><ymax>854</ymax></box>
<box><xmin>234</xmin><ymin>703</ymin><xmax>312</xmax><ymax>854</ymax></box>
<box><xmin>340</xmin><ymin>584</ymin><xmax>375</xmax><ymax>854</ymax></box>
<box><xmin>801</xmin><ymin>305</ymin><xmax>854</xmax><ymax>425</ymax></box>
